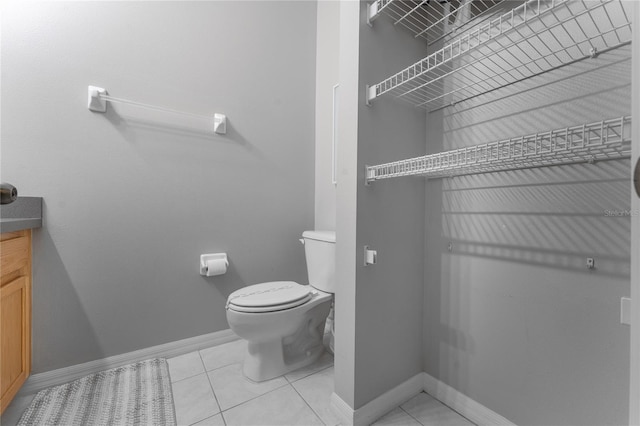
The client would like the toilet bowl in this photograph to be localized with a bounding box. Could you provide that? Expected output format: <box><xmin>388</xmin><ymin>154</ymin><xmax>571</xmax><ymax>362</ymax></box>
<box><xmin>226</xmin><ymin>231</ymin><xmax>336</xmax><ymax>382</ymax></box>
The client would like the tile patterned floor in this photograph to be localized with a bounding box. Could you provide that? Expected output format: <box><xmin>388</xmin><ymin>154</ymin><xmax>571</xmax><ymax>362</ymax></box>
<box><xmin>166</xmin><ymin>339</ymin><xmax>474</xmax><ymax>426</ymax></box>
<box><xmin>1</xmin><ymin>339</ymin><xmax>475</xmax><ymax>426</ymax></box>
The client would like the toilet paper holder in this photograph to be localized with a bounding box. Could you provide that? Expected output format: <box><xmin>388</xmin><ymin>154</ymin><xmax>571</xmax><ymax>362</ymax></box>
<box><xmin>200</xmin><ymin>253</ymin><xmax>229</xmax><ymax>276</ymax></box>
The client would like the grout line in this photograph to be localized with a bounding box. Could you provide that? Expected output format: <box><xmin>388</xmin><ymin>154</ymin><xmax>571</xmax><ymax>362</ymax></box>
<box><xmin>399</xmin><ymin>405</ymin><xmax>425</xmax><ymax>426</ymax></box>
<box><xmin>217</xmin><ymin>378</ymin><xmax>291</xmax><ymax>412</ymax></box>
<box><xmin>204</xmin><ymin>359</ymin><xmax>292</xmax><ymax>413</ymax></box>
<box><xmin>292</xmin><ymin>362</ymin><xmax>334</xmax><ymax>384</ymax></box>
<box><xmin>167</xmin><ymin>350</ymin><xmax>207</xmax><ymax>385</ymax></box>
<box><xmin>197</xmin><ymin>350</ymin><xmax>334</xmax><ymax>419</ymax></box>
<box><xmin>188</xmin><ymin>413</ymin><xmax>222</xmax><ymax>426</ymax></box>
<box><xmin>165</xmin><ymin>364</ymin><xmax>179</xmax><ymax>426</ymax></box>
<box><xmin>406</xmin><ymin>392</ymin><xmax>478</xmax><ymax>426</ymax></box>
<box><xmin>203</xmin><ymin>361</ymin><xmax>242</xmax><ymax>374</ymax></box>
<box><xmin>425</xmin><ymin>391</ymin><xmax>477</xmax><ymax>425</ymax></box>
<box><xmin>172</xmin><ymin>372</ymin><xmax>220</xmax><ymax>426</ymax></box>
<box><xmin>199</xmin><ymin>351</ymin><xmax>225</xmax><ymax>425</ymax></box>
<box><xmin>290</xmin><ymin>382</ymin><xmax>329</xmax><ymax>426</ymax></box>
<box><xmin>199</xmin><ymin>341</ymin><xmax>247</xmax><ymax>373</ymax></box>
<box><xmin>284</xmin><ymin>356</ymin><xmax>335</xmax><ymax>384</ymax></box>
<box><xmin>170</xmin><ymin>371</ymin><xmax>203</xmax><ymax>385</ymax></box>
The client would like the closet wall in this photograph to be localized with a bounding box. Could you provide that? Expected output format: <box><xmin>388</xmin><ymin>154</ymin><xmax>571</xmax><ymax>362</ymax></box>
<box><xmin>335</xmin><ymin>0</ymin><xmax>427</xmax><ymax>410</ymax></box>
<box><xmin>339</xmin><ymin>0</ymin><xmax>632</xmax><ymax>424</ymax></box>
<box><xmin>354</xmin><ymin>12</ymin><xmax>428</xmax><ymax>407</ymax></box>
<box><xmin>421</xmin><ymin>3</ymin><xmax>632</xmax><ymax>425</ymax></box>
<box><xmin>315</xmin><ymin>0</ymin><xmax>339</xmax><ymax>230</ymax></box>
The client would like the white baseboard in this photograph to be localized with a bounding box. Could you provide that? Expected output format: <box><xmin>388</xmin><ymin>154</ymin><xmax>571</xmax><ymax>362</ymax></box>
<box><xmin>22</xmin><ymin>331</ymin><xmax>514</xmax><ymax>426</ymax></box>
<box><xmin>20</xmin><ymin>329</ymin><xmax>238</xmax><ymax>396</ymax></box>
<box><xmin>330</xmin><ymin>392</ymin><xmax>356</xmax><ymax>426</ymax></box>
<box><xmin>331</xmin><ymin>372</ymin><xmax>515</xmax><ymax>426</ymax></box>
<box><xmin>331</xmin><ymin>373</ymin><xmax>424</xmax><ymax>426</ymax></box>
<box><xmin>423</xmin><ymin>373</ymin><xmax>516</xmax><ymax>426</ymax></box>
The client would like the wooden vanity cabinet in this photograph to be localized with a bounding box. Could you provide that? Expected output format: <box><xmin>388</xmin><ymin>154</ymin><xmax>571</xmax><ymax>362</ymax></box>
<box><xmin>0</xmin><ymin>230</ymin><xmax>31</xmax><ymax>414</ymax></box>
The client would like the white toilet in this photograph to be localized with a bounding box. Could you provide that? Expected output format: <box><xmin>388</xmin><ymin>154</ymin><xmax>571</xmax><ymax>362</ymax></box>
<box><xmin>225</xmin><ymin>230</ymin><xmax>335</xmax><ymax>382</ymax></box>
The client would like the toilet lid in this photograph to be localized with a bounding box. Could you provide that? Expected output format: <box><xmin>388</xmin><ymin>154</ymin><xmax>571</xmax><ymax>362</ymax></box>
<box><xmin>226</xmin><ymin>281</ymin><xmax>312</xmax><ymax>313</ymax></box>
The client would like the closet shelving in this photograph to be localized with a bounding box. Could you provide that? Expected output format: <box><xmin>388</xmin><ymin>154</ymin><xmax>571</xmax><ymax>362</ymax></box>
<box><xmin>366</xmin><ymin>0</ymin><xmax>633</xmax><ymax>111</ymax></box>
<box><xmin>367</xmin><ymin>0</ymin><xmax>505</xmax><ymax>46</ymax></box>
<box><xmin>365</xmin><ymin>116</ymin><xmax>631</xmax><ymax>183</ymax></box>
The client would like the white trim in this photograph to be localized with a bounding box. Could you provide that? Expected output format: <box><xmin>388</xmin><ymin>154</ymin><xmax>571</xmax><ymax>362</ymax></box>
<box><xmin>354</xmin><ymin>373</ymin><xmax>424</xmax><ymax>426</ymax></box>
<box><xmin>20</xmin><ymin>329</ymin><xmax>238</xmax><ymax>396</ymax></box>
<box><xmin>331</xmin><ymin>373</ymin><xmax>515</xmax><ymax>426</ymax></box>
<box><xmin>330</xmin><ymin>392</ymin><xmax>355</xmax><ymax>426</ymax></box>
<box><xmin>630</xmin><ymin>3</ymin><xmax>640</xmax><ymax>425</ymax></box>
<box><xmin>423</xmin><ymin>373</ymin><xmax>516</xmax><ymax>426</ymax></box>
<box><xmin>331</xmin><ymin>373</ymin><xmax>424</xmax><ymax>426</ymax></box>
<box><xmin>332</xmin><ymin>83</ymin><xmax>339</xmax><ymax>186</ymax></box>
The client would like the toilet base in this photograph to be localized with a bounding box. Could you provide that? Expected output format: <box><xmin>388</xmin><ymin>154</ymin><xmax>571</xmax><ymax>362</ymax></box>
<box><xmin>243</xmin><ymin>338</ymin><xmax>325</xmax><ymax>382</ymax></box>
<box><xmin>227</xmin><ymin>288</ymin><xmax>334</xmax><ymax>382</ymax></box>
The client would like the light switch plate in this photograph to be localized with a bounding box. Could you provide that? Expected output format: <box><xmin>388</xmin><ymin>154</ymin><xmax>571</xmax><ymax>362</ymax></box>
<box><xmin>621</xmin><ymin>297</ymin><xmax>631</xmax><ymax>325</ymax></box>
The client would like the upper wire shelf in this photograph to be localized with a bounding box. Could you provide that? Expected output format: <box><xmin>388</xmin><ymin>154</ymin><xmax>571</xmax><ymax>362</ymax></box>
<box><xmin>365</xmin><ymin>116</ymin><xmax>631</xmax><ymax>183</ymax></box>
<box><xmin>367</xmin><ymin>0</ymin><xmax>505</xmax><ymax>46</ymax></box>
<box><xmin>366</xmin><ymin>0</ymin><xmax>633</xmax><ymax>111</ymax></box>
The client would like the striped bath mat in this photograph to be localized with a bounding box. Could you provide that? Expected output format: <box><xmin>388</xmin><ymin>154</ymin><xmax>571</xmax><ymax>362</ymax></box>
<box><xmin>18</xmin><ymin>358</ymin><xmax>175</xmax><ymax>426</ymax></box>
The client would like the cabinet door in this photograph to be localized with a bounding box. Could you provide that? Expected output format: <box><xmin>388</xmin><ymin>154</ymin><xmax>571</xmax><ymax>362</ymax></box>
<box><xmin>0</xmin><ymin>276</ymin><xmax>29</xmax><ymax>413</ymax></box>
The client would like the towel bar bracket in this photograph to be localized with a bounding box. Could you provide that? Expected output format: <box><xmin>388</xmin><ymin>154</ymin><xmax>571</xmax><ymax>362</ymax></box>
<box><xmin>88</xmin><ymin>86</ymin><xmax>107</xmax><ymax>113</ymax></box>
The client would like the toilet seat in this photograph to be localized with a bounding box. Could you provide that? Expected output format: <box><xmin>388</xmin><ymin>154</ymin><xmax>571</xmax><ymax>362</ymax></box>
<box><xmin>226</xmin><ymin>281</ymin><xmax>313</xmax><ymax>313</ymax></box>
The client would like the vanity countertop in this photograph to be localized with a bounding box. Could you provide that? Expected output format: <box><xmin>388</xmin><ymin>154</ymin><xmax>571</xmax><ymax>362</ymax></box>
<box><xmin>0</xmin><ymin>197</ymin><xmax>43</xmax><ymax>233</ymax></box>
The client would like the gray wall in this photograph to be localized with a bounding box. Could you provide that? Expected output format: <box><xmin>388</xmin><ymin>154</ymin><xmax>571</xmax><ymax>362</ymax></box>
<box><xmin>422</xmin><ymin>6</ymin><xmax>632</xmax><ymax>425</ymax></box>
<box><xmin>1</xmin><ymin>1</ymin><xmax>317</xmax><ymax>373</ymax></box>
<box><xmin>344</xmin><ymin>2</ymin><xmax>428</xmax><ymax>409</ymax></box>
<box><xmin>334</xmin><ymin>0</ymin><xmax>360</xmax><ymax>408</ymax></box>
<box><xmin>314</xmin><ymin>0</ymin><xmax>339</xmax><ymax>231</ymax></box>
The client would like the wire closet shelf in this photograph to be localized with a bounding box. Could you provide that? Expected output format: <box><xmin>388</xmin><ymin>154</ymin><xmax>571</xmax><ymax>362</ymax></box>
<box><xmin>365</xmin><ymin>116</ymin><xmax>631</xmax><ymax>184</ymax></box>
<box><xmin>366</xmin><ymin>0</ymin><xmax>632</xmax><ymax>111</ymax></box>
<box><xmin>367</xmin><ymin>0</ymin><xmax>505</xmax><ymax>46</ymax></box>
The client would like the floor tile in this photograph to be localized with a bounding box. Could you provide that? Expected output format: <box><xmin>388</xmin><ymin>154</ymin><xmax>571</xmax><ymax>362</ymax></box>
<box><xmin>401</xmin><ymin>392</ymin><xmax>475</xmax><ymax>426</ymax></box>
<box><xmin>208</xmin><ymin>363</ymin><xmax>288</xmax><ymax>411</ymax></box>
<box><xmin>222</xmin><ymin>385</ymin><xmax>323</xmax><ymax>426</ymax></box>
<box><xmin>193</xmin><ymin>413</ymin><xmax>226</xmax><ymax>426</ymax></box>
<box><xmin>200</xmin><ymin>339</ymin><xmax>247</xmax><ymax>372</ymax></box>
<box><xmin>291</xmin><ymin>366</ymin><xmax>340</xmax><ymax>426</ymax></box>
<box><xmin>284</xmin><ymin>350</ymin><xmax>334</xmax><ymax>383</ymax></box>
<box><xmin>172</xmin><ymin>373</ymin><xmax>220</xmax><ymax>426</ymax></box>
<box><xmin>372</xmin><ymin>407</ymin><xmax>422</xmax><ymax>426</ymax></box>
<box><xmin>168</xmin><ymin>350</ymin><xmax>205</xmax><ymax>383</ymax></box>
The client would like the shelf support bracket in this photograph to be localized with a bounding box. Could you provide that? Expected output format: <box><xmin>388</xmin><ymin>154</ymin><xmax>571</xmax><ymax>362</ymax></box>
<box><xmin>364</xmin><ymin>246</ymin><xmax>377</xmax><ymax>266</ymax></box>
<box><xmin>367</xmin><ymin>2</ymin><xmax>379</xmax><ymax>27</ymax></box>
<box><xmin>365</xmin><ymin>85</ymin><xmax>376</xmax><ymax>107</ymax></box>
<box><xmin>364</xmin><ymin>165</ymin><xmax>375</xmax><ymax>186</ymax></box>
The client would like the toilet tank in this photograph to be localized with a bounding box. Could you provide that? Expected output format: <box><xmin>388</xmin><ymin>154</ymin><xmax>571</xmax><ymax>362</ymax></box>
<box><xmin>302</xmin><ymin>230</ymin><xmax>336</xmax><ymax>294</ymax></box>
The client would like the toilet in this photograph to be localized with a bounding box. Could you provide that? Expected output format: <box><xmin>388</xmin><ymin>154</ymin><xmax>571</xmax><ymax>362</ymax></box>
<box><xmin>225</xmin><ymin>230</ymin><xmax>335</xmax><ymax>382</ymax></box>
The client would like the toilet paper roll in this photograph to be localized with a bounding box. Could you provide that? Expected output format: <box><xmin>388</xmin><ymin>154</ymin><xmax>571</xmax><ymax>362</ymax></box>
<box><xmin>206</xmin><ymin>258</ymin><xmax>227</xmax><ymax>277</ymax></box>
